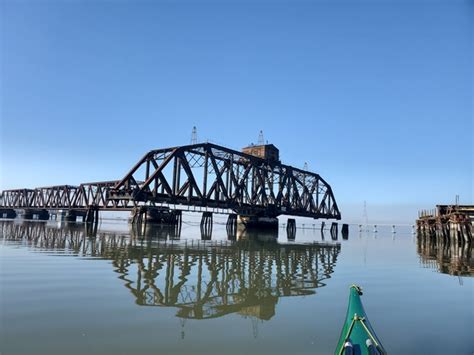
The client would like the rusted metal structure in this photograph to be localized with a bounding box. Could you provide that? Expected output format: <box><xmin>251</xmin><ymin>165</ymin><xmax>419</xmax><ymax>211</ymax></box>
<box><xmin>109</xmin><ymin>143</ymin><xmax>340</xmax><ymax>219</ymax></box>
<box><xmin>0</xmin><ymin>142</ymin><xmax>341</xmax><ymax>225</ymax></box>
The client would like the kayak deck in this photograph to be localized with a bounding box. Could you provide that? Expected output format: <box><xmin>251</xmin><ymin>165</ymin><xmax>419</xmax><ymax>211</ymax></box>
<box><xmin>335</xmin><ymin>285</ymin><xmax>387</xmax><ymax>355</ymax></box>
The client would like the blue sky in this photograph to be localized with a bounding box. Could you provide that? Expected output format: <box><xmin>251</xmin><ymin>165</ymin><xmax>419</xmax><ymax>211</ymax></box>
<box><xmin>1</xmin><ymin>0</ymin><xmax>472</xmax><ymax>222</ymax></box>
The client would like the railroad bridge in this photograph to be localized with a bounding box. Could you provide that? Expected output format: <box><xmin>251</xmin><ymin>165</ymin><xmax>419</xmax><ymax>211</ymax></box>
<box><xmin>0</xmin><ymin>142</ymin><xmax>341</xmax><ymax>228</ymax></box>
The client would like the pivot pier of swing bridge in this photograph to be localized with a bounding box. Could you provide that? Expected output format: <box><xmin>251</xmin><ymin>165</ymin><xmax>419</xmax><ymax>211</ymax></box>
<box><xmin>0</xmin><ymin>142</ymin><xmax>341</xmax><ymax>229</ymax></box>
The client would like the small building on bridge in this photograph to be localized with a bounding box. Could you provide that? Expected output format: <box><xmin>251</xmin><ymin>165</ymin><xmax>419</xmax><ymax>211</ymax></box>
<box><xmin>242</xmin><ymin>143</ymin><xmax>280</xmax><ymax>162</ymax></box>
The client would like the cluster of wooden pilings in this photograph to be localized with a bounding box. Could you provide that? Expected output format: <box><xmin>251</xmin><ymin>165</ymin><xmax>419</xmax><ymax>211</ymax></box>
<box><xmin>416</xmin><ymin>205</ymin><xmax>473</xmax><ymax>245</ymax></box>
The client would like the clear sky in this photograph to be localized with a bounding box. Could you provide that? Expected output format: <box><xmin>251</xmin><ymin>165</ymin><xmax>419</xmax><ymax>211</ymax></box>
<box><xmin>1</xmin><ymin>0</ymin><xmax>472</xmax><ymax>223</ymax></box>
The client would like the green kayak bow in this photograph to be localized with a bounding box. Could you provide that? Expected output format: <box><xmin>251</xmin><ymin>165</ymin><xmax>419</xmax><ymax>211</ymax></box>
<box><xmin>335</xmin><ymin>285</ymin><xmax>387</xmax><ymax>355</ymax></box>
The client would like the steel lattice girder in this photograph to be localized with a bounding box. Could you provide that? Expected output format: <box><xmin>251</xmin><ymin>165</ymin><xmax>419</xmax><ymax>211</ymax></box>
<box><xmin>0</xmin><ymin>181</ymin><xmax>124</xmax><ymax>210</ymax></box>
<box><xmin>109</xmin><ymin>143</ymin><xmax>341</xmax><ymax>219</ymax></box>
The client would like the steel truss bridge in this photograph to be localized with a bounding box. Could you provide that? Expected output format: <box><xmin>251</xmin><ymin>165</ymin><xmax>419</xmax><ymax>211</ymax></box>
<box><xmin>0</xmin><ymin>143</ymin><xmax>341</xmax><ymax>220</ymax></box>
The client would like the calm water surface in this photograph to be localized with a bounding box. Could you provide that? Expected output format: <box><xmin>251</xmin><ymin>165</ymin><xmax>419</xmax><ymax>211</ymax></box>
<box><xmin>0</xmin><ymin>218</ymin><xmax>472</xmax><ymax>355</ymax></box>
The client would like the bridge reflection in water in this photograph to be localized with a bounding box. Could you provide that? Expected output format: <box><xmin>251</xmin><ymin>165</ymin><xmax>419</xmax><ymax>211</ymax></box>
<box><xmin>0</xmin><ymin>220</ymin><xmax>340</xmax><ymax>322</ymax></box>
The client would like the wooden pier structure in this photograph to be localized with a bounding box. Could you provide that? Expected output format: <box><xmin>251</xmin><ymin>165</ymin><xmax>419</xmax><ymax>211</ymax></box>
<box><xmin>416</xmin><ymin>205</ymin><xmax>473</xmax><ymax>245</ymax></box>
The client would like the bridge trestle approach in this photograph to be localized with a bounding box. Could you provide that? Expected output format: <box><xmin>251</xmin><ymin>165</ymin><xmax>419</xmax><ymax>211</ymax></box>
<box><xmin>0</xmin><ymin>143</ymin><xmax>341</xmax><ymax>229</ymax></box>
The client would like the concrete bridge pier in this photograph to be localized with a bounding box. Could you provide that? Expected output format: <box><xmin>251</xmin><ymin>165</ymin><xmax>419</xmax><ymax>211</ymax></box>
<box><xmin>0</xmin><ymin>209</ymin><xmax>17</xmax><ymax>219</ymax></box>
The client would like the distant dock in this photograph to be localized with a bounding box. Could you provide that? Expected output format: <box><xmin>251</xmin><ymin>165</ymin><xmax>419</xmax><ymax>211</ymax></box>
<box><xmin>416</xmin><ymin>205</ymin><xmax>473</xmax><ymax>244</ymax></box>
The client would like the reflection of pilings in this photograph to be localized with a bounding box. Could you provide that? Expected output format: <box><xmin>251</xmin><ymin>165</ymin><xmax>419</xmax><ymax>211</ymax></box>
<box><xmin>200</xmin><ymin>212</ymin><xmax>213</xmax><ymax>240</ymax></box>
<box><xmin>417</xmin><ymin>230</ymin><xmax>473</xmax><ymax>276</ymax></box>
<box><xmin>0</xmin><ymin>220</ymin><xmax>341</xmax><ymax>321</ymax></box>
<box><xmin>330</xmin><ymin>222</ymin><xmax>338</xmax><ymax>240</ymax></box>
<box><xmin>0</xmin><ymin>220</ymin><xmax>128</xmax><ymax>255</ymax></box>
<box><xmin>236</xmin><ymin>228</ymin><xmax>278</xmax><ymax>243</ymax></box>
<box><xmin>130</xmin><ymin>222</ymin><xmax>181</xmax><ymax>240</ymax></box>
